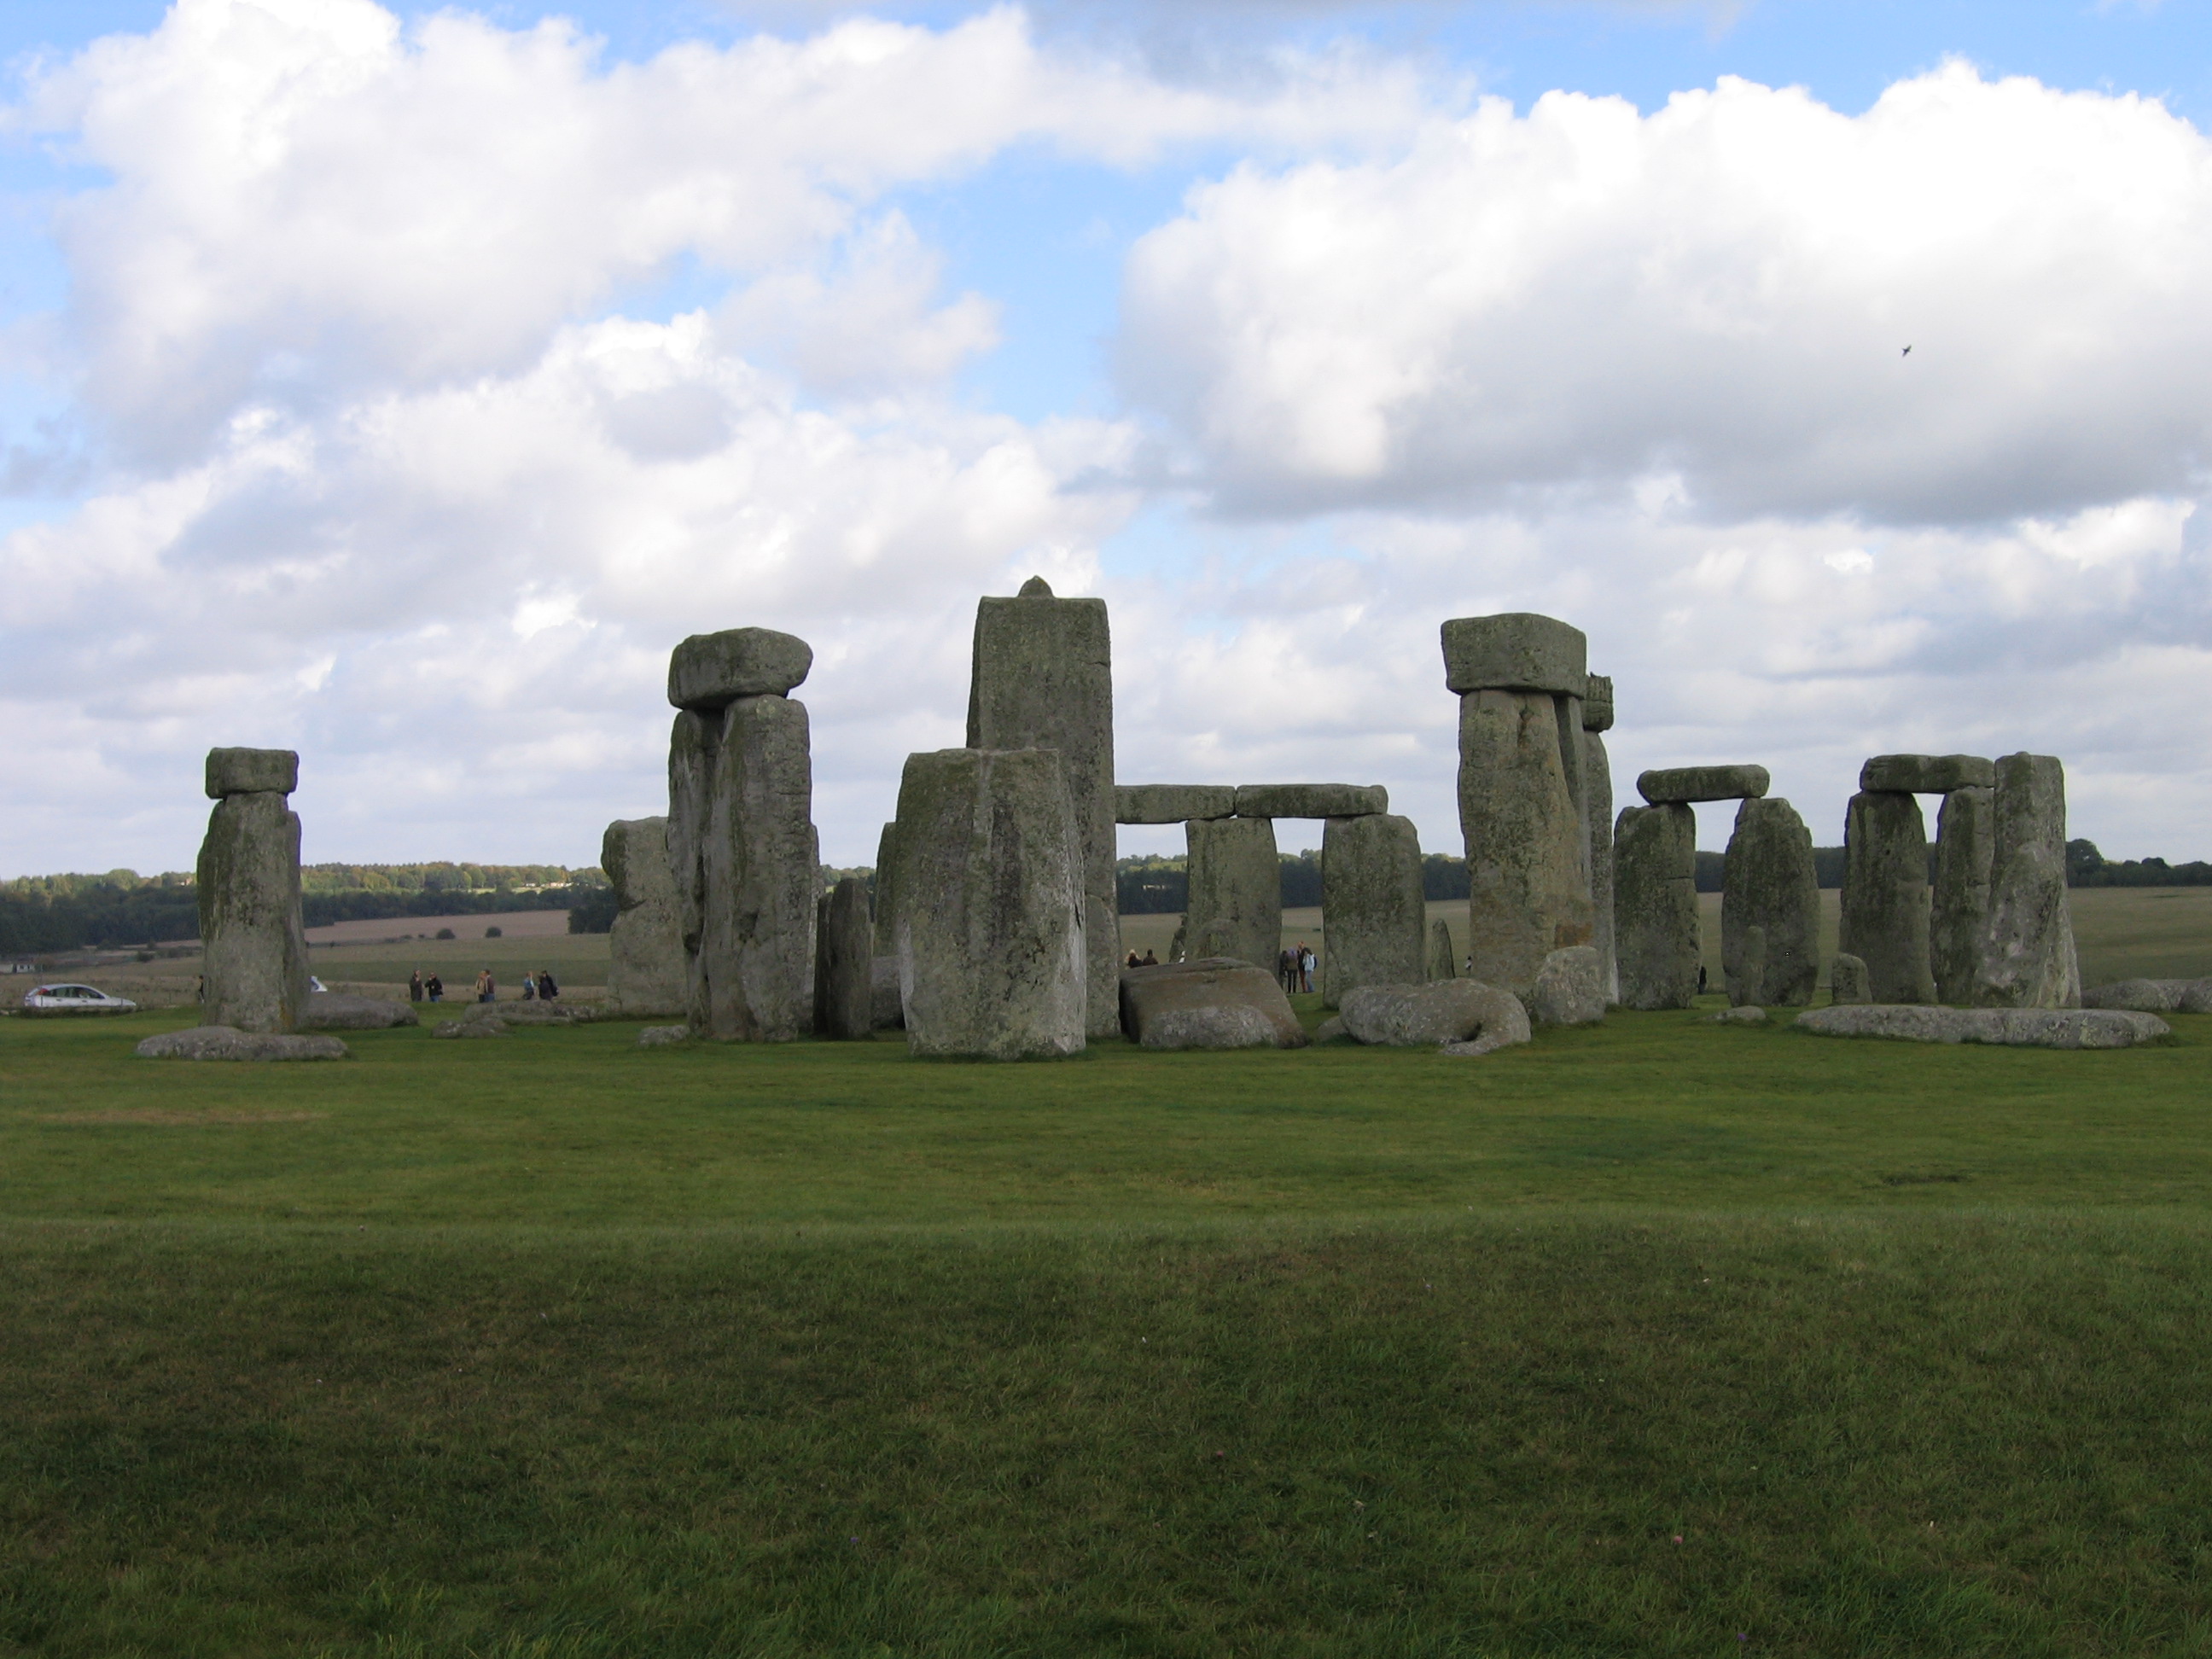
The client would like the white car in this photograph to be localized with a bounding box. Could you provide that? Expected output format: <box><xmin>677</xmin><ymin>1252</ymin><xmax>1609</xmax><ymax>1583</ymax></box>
<box><xmin>20</xmin><ymin>983</ymin><xmax>139</xmax><ymax>1016</ymax></box>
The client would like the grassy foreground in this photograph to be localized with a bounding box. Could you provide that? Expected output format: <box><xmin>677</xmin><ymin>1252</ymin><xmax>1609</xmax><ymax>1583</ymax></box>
<box><xmin>5</xmin><ymin>1009</ymin><xmax>2212</xmax><ymax>1656</ymax></box>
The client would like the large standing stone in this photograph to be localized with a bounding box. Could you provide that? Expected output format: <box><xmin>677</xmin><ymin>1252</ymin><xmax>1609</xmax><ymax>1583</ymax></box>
<box><xmin>967</xmin><ymin>578</ymin><xmax>1119</xmax><ymax>1039</ymax></box>
<box><xmin>892</xmin><ymin>747</ymin><xmax>1086</xmax><ymax>1060</ymax></box>
<box><xmin>197</xmin><ymin>749</ymin><xmax>309</xmax><ymax>1035</ymax></box>
<box><xmin>1428</xmin><ymin>918</ymin><xmax>1458</xmax><ymax>981</ymax></box>
<box><xmin>1319</xmin><ymin>812</ymin><xmax>1426</xmax><ymax>1008</ymax></box>
<box><xmin>1613</xmin><ymin>803</ymin><xmax>1697</xmax><ymax>1010</ymax></box>
<box><xmin>602</xmin><ymin>817</ymin><xmax>687</xmax><ymax>1018</ymax></box>
<box><xmin>1583</xmin><ymin>678</ymin><xmax>1617</xmax><ymax>1005</ymax></box>
<box><xmin>871</xmin><ymin>819</ymin><xmax>902</xmax><ymax>956</ymax></box>
<box><xmin>1458</xmin><ymin>688</ymin><xmax>1592</xmax><ymax>998</ymax></box>
<box><xmin>1930</xmin><ymin>786</ymin><xmax>1994</xmax><ymax>1005</ymax></box>
<box><xmin>1638</xmin><ymin>765</ymin><xmax>1770</xmax><ymax>805</ymax></box>
<box><xmin>813</xmin><ymin>875</ymin><xmax>874</xmax><ymax>1039</ymax></box>
<box><xmin>1721</xmin><ymin>797</ymin><xmax>1819</xmax><ymax>1008</ymax></box>
<box><xmin>1115</xmin><ymin>784</ymin><xmax>1236</xmax><ymax>824</ymax></box>
<box><xmin>1184</xmin><ymin>816</ymin><xmax>1281</xmax><ymax>970</ymax></box>
<box><xmin>1236</xmin><ymin>783</ymin><xmax>1388</xmax><ymax>819</ymax></box>
<box><xmin>666</xmin><ymin>709</ymin><xmax>714</xmax><ymax>996</ymax></box>
<box><xmin>1838</xmin><ymin>790</ymin><xmax>1936</xmax><ymax>1005</ymax></box>
<box><xmin>1973</xmin><ymin>754</ymin><xmax>2081</xmax><ymax>1009</ymax></box>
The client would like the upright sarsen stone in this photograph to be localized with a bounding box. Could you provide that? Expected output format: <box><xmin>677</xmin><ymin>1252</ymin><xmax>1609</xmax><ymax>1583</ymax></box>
<box><xmin>695</xmin><ymin>695</ymin><xmax>818</xmax><ymax>1041</ymax></box>
<box><xmin>1930</xmin><ymin>785</ymin><xmax>1994</xmax><ymax>1005</ymax></box>
<box><xmin>1458</xmin><ymin>687</ymin><xmax>1592</xmax><ymax>998</ymax></box>
<box><xmin>968</xmin><ymin>579</ymin><xmax>1119</xmax><ymax>1039</ymax></box>
<box><xmin>1720</xmin><ymin>797</ymin><xmax>1819</xmax><ymax>1007</ymax></box>
<box><xmin>1839</xmin><ymin>790</ymin><xmax>1936</xmax><ymax>1004</ymax></box>
<box><xmin>602</xmin><ymin>817</ymin><xmax>686</xmax><ymax>1017</ymax></box>
<box><xmin>1583</xmin><ymin>674</ymin><xmax>1617</xmax><ymax>1005</ymax></box>
<box><xmin>1974</xmin><ymin>754</ymin><xmax>2081</xmax><ymax>1010</ymax></box>
<box><xmin>1185</xmin><ymin>816</ymin><xmax>1281</xmax><ymax>969</ymax></box>
<box><xmin>197</xmin><ymin>748</ymin><xmax>308</xmax><ymax>1035</ymax></box>
<box><xmin>1319</xmin><ymin>812</ymin><xmax>1426</xmax><ymax>1008</ymax></box>
<box><xmin>813</xmin><ymin>875</ymin><xmax>874</xmax><ymax>1039</ymax></box>
<box><xmin>1613</xmin><ymin>803</ymin><xmax>1697</xmax><ymax>1010</ymax></box>
<box><xmin>892</xmin><ymin>748</ymin><xmax>1086</xmax><ymax>1059</ymax></box>
<box><xmin>1428</xmin><ymin>918</ymin><xmax>1458</xmax><ymax>981</ymax></box>
<box><xmin>871</xmin><ymin>819</ymin><xmax>903</xmax><ymax>956</ymax></box>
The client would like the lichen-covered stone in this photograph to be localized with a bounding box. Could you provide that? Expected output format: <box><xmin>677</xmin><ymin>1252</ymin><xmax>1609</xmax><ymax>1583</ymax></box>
<box><xmin>205</xmin><ymin>748</ymin><xmax>298</xmax><ymax>799</ymax></box>
<box><xmin>1339</xmin><ymin>980</ymin><xmax>1529</xmax><ymax>1049</ymax></box>
<box><xmin>1860</xmin><ymin>754</ymin><xmax>1997</xmax><ymax>795</ymax></box>
<box><xmin>812</xmin><ymin>876</ymin><xmax>873</xmax><ymax>1039</ymax></box>
<box><xmin>1428</xmin><ymin>918</ymin><xmax>1458</xmax><ymax>981</ymax></box>
<box><xmin>602</xmin><ymin>816</ymin><xmax>688</xmax><ymax>1018</ymax></box>
<box><xmin>1584</xmin><ymin>728</ymin><xmax>1616</xmax><ymax>1004</ymax></box>
<box><xmin>1529</xmin><ymin>945</ymin><xmax>1604</xmax><ymax>1027</ymax></box>
<box><xmin>2081</xmin><ymin>978</ymin><xmax>2210</xmax><ymax>1013</ymax></box>
<box><xmin>1613</xmin><ymin>803</ymin><xmax>1697</xmax><ymax>1010</ymax></box>
<box><xmin>136</xmin><ymin>1026</ymin><xmax>347</xmax><ymax>1061</ymax></box>
<box><xmin>1441</xmin><ymin>613</ymin><xmax>1587</xmax><ymax>696</ymax></box>
<box><xmin>1708</xmin><ymin>1005</ymin><xmax>1768</xmax><ymax>1025</ymax></box>
<box><xmin>1458</xmin><ymin>688</ymin><xmax>1592</xmax><ymax>999</ymax></box>
<box><xmin>893</xmin><ymin>747</ymin><xmax>1086</xmax><ymax>1060</ymax></box>
<box><xmin>1838</xmin><ymin>791</ymin><xmax>1936</xmax><ymax>1004</ymax></box>
<box><xmin>1184</xmin><ymin>816</ymin><xmax>1281</xmax><ymax>974</ymax></box>
<box><xmin>1235</xmin><ymin>783</ymin><xmax>1388</xmax><ymax>819</ymax></box>
<box><xmin>1115</xmin><ymin>785</ymin><xmax>1237</xmax><ymax>824</ymax></box>
<box><xmin>1637</xmin><ymin>765</ymin><xmax>1771</xmax><ymax>806</ymax></box>
<box><xmin>1794</xmin><ymin>1004</ymin><xmax>2165</xmax><ymax>1049</ymax></box>
<box><xmin>872</xmin><ymin>820</ymin><xmax>902</xmax><ymax>956</ymax></box>
<box><xmin>1722</xmin><ymin>796</ymin><xmax>1819</xmax><ymax>1007</ymax></box>
<box><xmin>300</xmin><ymin>993</ymin><xmax>417</xmax><ymax>1030</ymax></box>
<box><xmin>1319</xmin><ymin>812</ymin><xmax>1425</xmax><ymax>1008</ymax></box>
<box><xmin>968</xmin><ymin>586</ymin><xmax>1119</xmax><ymax>1039</ymax></box>
<box><xmin>198</xmin><ymin>787</ymin><xmax>310</xmax><ymax>1034</ymax></box>
<box><xmin>432</xmin><ymin>1016</ymin><xmax>506</xmax><ymax>1039</ymax></box>
<box><xmin>666</xmin><ymin>627</ymin><xmax>812</xmax><ymax>709</ymax></box>
<box><xmin>1119</xmin><ymin>958</ymin><xmax>1305</xmax><ymax>1050</ymax></box>
<box><xmin>870</xmin><ymin>957</ymin><xmax>905</xmax><ymax>1029</ymax></box>
<box><xmin>1831</xmin><ymin>953</ymin><xmax>1871</xmax><ymax>1004</ymax></box>
<box><xmin>1973</xmin><ymin>753</ymin><xmax>2081</xmax><ymax>1010</ymax></box>
<box><xmin>637</xmin><ymin>1024</ymin><xmax>691</xmax><ymax>1047</ymax></box>
<box><xmin>1930</xmin><ymin>785</ymin><xmax>1994</xmax><ymax>1006</ymax></box>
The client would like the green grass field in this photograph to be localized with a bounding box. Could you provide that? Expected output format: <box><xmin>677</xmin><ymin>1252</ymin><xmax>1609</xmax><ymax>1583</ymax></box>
<box><xmin>7</xmin><ymin>981</ymin><xmax>2212</xmax><ymax>1657</ymax></box>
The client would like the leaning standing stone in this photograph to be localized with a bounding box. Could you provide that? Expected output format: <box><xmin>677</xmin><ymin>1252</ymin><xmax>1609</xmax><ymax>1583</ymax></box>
<box><xmin>1973</xmin><ymin>754</ymin><xmax>2081</xmax><ymax>1009</ymax></box>
<box><xmin>1930</xmin><ymin>785</ymin><xmax>1994</xmax><ymax>1005</ymax></box>
<box><xmin>197</xmin><ymin>748</ymin><xmax>309</xmax><ymax>1034</ymax></box>
<box><xmin>893</xmin><ymin>748</ymin><xmax>1086</xmax><ymax>1059</ymax></box>
<box><xmin>1184</xmin><ymin>816</ymin><xmax>1282</xmax><ymax>970</ymax></box>
<box><xmin>1721</xmin><ymin>796</ymin><xmax>1819</xmax><ymax>1007</ymax></box>
<box><xmin>602</xmin><ymin>817</ymin><xmax>687</xmax><ymax>1018</ymax></box>
<box><xmin>1612</xmin><ymin>803</ymin><xmax>1698</xmax><ymax>1010</ymax></box>
<box><xmin>1319</xmin><ymin>812</ymin><xmax>1426</xmax><ymax>1008</ymax></box>
<box><xmin>813</xmin><ymin>875</ymin><xmax>874</xmax><ymax>1039</ymax></box>
<box><xmin>1838</xmin><ymin>790</ymin><xmax>1936</xmax><ymax>1004</ymax></box>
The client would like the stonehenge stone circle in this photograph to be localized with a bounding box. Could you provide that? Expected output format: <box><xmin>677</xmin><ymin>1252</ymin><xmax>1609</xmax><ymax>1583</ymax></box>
<box><xmin>1428</xmin><ymin>918</ymin><xmax>1458</xmax><ymax>981</ymax></box>
<box><xmin>1318</xmin><ymin>812</ymin><xmax>1427</xmax><ymax>1008</ymax></box>
<box><xmin>967</xmin><ymin>578</ymin><xmax>1120</xmax><ymax>1039</ymax></box>
<box><xmin>1637</xmin><ymin>765</ymin><xmax>1770</xmax><ymax>806</ymax></box>
<box><xmin>1184</xmin><ymin>815</ymin><xmax>1282</xmax><ymax>971</ymax></box>
<box><xmin>1612</xmin><ymin>802</ymin><xmax>1698</xmax><ymax>1010</ymax></box>
<box><xmin>1831</xmin><ymin>953</ymin><xmax>1871</xmax><ymax>1004</ymax></box>
<box><xmin>891</xmin><ymin>747</ymin><xmax>1086</xmax><ymax>1060</ymax></box>
<box><xmin>1795</xmin><ymin>1005</ymin><xmax>2164</xmax><ymax>1050</ymax></box>
<box><xmin>1118</xmin><ymin>958</ymin><xmax>1306</xmax><ymax>1050</ymax></box>
<box><xmin>602</xmin><ymin>817</ymin><xmax>687</xmax><ymax>1018</ymax></box>
<box><xmin>1582</xmin><ymin>675</ymin><xmax>1617</xmax><ymax>1005</ymax></box>
<box><xmin>812</xmin><ymin>875</ymin><xmax>874</xmax><ymax>1039</ymax></box>
<box><xmin>1721</xmin><ymin>796</ymin><xmax>1819</xmax><ymax>1007</ymax></box>
<box><xmin>1973</xmin><ymin>753</ymin><xmax>2081</xmax><ymax>1010</ymax></box>
<box><xmin>1930</xmin><ymin>785</ymin><xmax>1994</xmax><ymax>1006</ymax></box>
<box><xmin>1860</xmin><ymin>754</ymin><xmax>1997</xmax><ymax>795</ymax></box>
<box><xmin>1839</xmin><ymin>790</ymin><xmax>1936</xmax><ymax>1004</ymax></box>
<box><xmin>197</xmin><ymin>747</ymin><xmax>310</xmax><ymax>1036</ymax></box>
<box><xmin>1339</xmin><ymin>980</ymin><xmax>1530</xmax><ymax>1050</ymax></box>
<box><xmin>667</xmin><ymin>627</ymin><xmax>813</xmax><ymax>709</ymax></box>
<box><xmin>1235</xmin><ymin>783</ymin><xmax>1388</xmax><ymax>819</ymax></box>
<box><xmin>1529</xmin><ymin>945</ymin><xmax>1604</xmax><ymax>1027</ymax></box>
<box><xmin>1115</xmin><ymin>784</ymin><xmax>1236</xmax><ymax>824</ymax></box>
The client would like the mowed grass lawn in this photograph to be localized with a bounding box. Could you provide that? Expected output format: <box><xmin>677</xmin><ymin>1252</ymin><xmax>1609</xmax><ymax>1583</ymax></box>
<box><xmin>5</xmin><ymin>1004</ymin><xmax>2212</xmax><ymax>1656</ymax></box>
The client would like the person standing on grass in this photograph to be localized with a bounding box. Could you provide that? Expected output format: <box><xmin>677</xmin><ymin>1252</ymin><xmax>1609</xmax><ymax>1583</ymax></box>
<box><xmin>425</xmin><ymin>972</ymin><xmax>443</xmax><ymax>1003</ymax></box>
<box><xmin>476</xmin><ymin>968</ymin><xmax>495</xmax><ymax>1004</ymax></box>
<box><xmin>1301</xmin><ymin>944</ymin><xmax>1317</xmax><ymax>994</ymax></box>
<box><xmin>408</xmin><ymin>969</ymin><xmax>423</xmax><ymax>1004</ymax></box>
<box><xmin>521</xmin><ymin>970</ymin><xmax>538</xmax><ymax>1002</ymax></box>
<box><xmin>539</xmin><ymin>969</ymin><xmax>559</xmax><ymax>1001</ymax></box>
<box><xmin>1278</xmin><ymin>946</ymin><xmax>1295</xmax><ymax>991</ymax></box>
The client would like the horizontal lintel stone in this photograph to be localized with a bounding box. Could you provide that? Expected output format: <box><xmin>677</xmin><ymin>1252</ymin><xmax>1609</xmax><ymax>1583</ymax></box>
<box><xmin>1234</xmin><ymin>783</ymin><xmax>1388</xmax><ymax>819</ymax></box>
<box><xmin>205</xmin><ymin>748</ymin><xmax>299</xmax><ymax>799</ymax></box>
<box><xmin>1582</xmin><ymin>673</ymin><xmax>1614</xmax><ymax>733</ymax></box>
<box><xmin>667</xmin><ymin>627</ymin><xmax>812</xmax><ymax>711</ymax></box>
<box><xmin>1441</xmin><ymin>613</ymin><xmax>1587</xmax><ymax>696</ymax></box>
<box><xmin>1859</xmin><ymin>754</ymin><xmax>1997</xmax><ymax>795</ymax></box>
<box><xmin>1637</xmin><ymin>765</ymin><xmax>1770</xmax><ymax>806</ymax></box>
<box><xmin>1115</xmin><ymin>784</ymin><xmax>1237</xmax><ymax>824</ymax></box>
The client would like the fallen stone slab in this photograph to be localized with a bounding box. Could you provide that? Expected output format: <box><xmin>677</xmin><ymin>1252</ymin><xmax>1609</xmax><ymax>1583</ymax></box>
<box><xmin>1339</xmin><ymin>981</ymin><xmax>1529</xmax><ymax>1051</ymax></box>
<box><xmin>1637</xmin><ymin>765</ymin><xmax>1770</xmax><ymax>805</ymax></box>
<box><xmin>433</xmin><ymin>1016</ymin><xmax>508</xmax><ymax>1038</ymax></box>
<box><xmin>2081</xmin><ymin>978</ymin><xmax>2212</xmax><ymax>1014</ymax></box>
<box><xmin>637</xmin><ymin>1025</ymin><xmax>693</xmax><ymax>1046</ymax></box>
<box><xmin>1708</xmin><ymin>1006</ymin><xmax>1768</xmax><ymax>1025</ymax></box>
<box><xmin>205</xmin><ymin>747</ymin><xmax>300</xmax><ymax>798</ymax></box>
<box><xmin>1114</xmin><ymin>784</ymin><xmax>1237</xmax><ymax>824</ymax></box>
<box><xmin>666</xmin><ymin>626</ymin><xmax>812</xmax><ymax>709</ymax></box>
<box><xmin>486</xmin><ymin>1001</ymin><xmax>591</xmax><ymax>1026</ymax></box>
<box><xmin>1119</xmin><ymin>958</ymin><xmax>1307</xmax><ymax>1051</ymax></box>
<box><xmin>137</xmin><ymin>1026</ymin><xmax>349</xmax><ymax>1062</ymax></box>
<box><xmin>1528</xmin><ymin>945</ymin><xmax>1604</xmax><ymax>1027</ymax></box>
<box><xmin>1233</xmin><ymin>783</ymin><xmax>1388</xmax><ymax>819</ymax></box>
<box><xmin>301</xmin><ymin>992</ymin><xmax>419</xmax><ymax>1030</ymax></box>
<box><xmin>1793</xmin><ymin>1004</ymin><xmax>2169</xmax><ymax>1049</ymax></box>
<box><xmin>1441</xmin><ymin>613</ymin><xmax>1587</xmax><ymax>696</ymax></box>
<box><xmin>1860</xmin><ymin>754</ymin><xmax>1997</xmax><ymax>795</ymax></box>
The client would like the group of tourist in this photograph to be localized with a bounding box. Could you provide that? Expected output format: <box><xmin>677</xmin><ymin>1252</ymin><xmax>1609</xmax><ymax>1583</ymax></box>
<box><xmin>400</xmin><ymin>967</ymin><xmax>556</xmax><ymax>1004</ymax></box>
<box><xmin>1121</xmin><ymin>949</ymin><xmax>1161</xmax><ymax>969</ymax></box>
<box><xmin>1278</xmin><ymin>945</ymin><xmax>1317</xmax><ymax>994</ymax></box>
<box><xmin>406</xmin><ymin>970</ymin><xmax>444</xmax><ymax>1003</ymax></box>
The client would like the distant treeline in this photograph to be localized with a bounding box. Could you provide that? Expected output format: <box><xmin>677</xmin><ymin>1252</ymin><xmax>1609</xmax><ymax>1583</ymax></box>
<box><xmin>2067</xmin><ymin>841</ymin><xmax>2212</xmax><ymax>887</ymax></box>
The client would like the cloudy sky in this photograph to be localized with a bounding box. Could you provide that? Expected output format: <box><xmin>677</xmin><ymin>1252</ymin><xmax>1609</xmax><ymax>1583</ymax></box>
<box><xmin>3</xmin><ymin>0</ymin><xmax>2209</xmax><ymax>876</ymax></box>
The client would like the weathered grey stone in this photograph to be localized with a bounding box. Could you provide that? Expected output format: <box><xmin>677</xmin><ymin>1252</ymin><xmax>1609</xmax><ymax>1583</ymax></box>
<box><xmin>1794</xmin><ymin>1004</ymin><xmax>2167</xmax><ymax>1049</ymax></box>
<box><xmin>1428</xmin><ymin>918</ymin><xmax>1458</xmax><ymax>981</ymax></box>
<box><xmin>637</xmin><ymin>1024</ymin><xmax>692</xmax><ymax>1047</ymax></box>
<box><xmin>1458</xmin><ymin>688</ymin><xmax>1592</xmax><ymax>999</ymax></box>
<box><xmin>205</xmin><ymin>747</ymin><xmax>298</xmax><ymax>799</ymax></box>
<box><xmin>870</xmin><ymin>957</ymin><xmax>905</xmax><ymax>1029</ymax></box>
<box><xmin>1119</xmin><ymin>958</ymin><xmax>1305</xmax><ymax>1050</ymax></box>
<box><xmin>2183</xmin><ymin>983</ymin><xmax>2212</xmax><ymax>1016</ymax></box>
<box><xmin>1584</xmin><ymin>728</ymin><xmax>1616</xmax><ymax>1004</ymax></box>
<box><xmin>666</xmin><ymin>626</ymin><xmax>812</xmax><ymax>709</ymax></box>
<box><xmin>136</xmin><ymin>1026</ymin><xmax>348</xmax><ymax>1061</ymax></box>
<box><xmin>1973</xmin><ymin>754</ymin><xmax>2081</xmax><ymax>1010</ymax></box>
<box><xmin>1315</xmin><ymin>1015</ymin><xmax>1347</xmax><ymax>1043</ymax></box>
<box><xmin>602</xmin><ymin>817</ymin><xmax>688</xmax><ymax>1018</ymax></box>
<box><xmin>2081</xmin><ymin>978</ymin><xmax>2205</xmax><ymax>1013</ymax></box>
<box><xmin>1441</xmin><ymin>613</ymin><xmax>1587</xmax><ymax>696</ymax></box>
<box><xmin>1860</xmin><ymin>754</ymin><xmax>1997</xmax><ymax>795</ymax></box>
<box><xmin>1722</xmin><ymin>796</ymin><xmax>1819</xmax><ymax>1008</ymax></box>
<box><xmin>1831</xmin><ymin>953</ymin><xmax>1871</xmax><ymax>1005</ymax></box>
<box><xmin>434</xmin><ymin>1016</ymin><xmax>506</xmax><ymax>1038</ymax></box>
<box><xmin>1339</xmin><ymin>980</ymin><xmax>1529</xmax><ymax>1049</ymax></box>
<box><xmin>301</xmin><ymin>993</ymin><xmax>418</xmax><ymax>1030</ymax></box>
<box><xmin>1320</xmin><ymin>812</ymin><xmax>1425</xmax><ymax>1008</ymax></box>
<box><xmin>872</xmin><ymin>820</ymin><xmax>902</xmax><ymax>956</ymax></box>
<box><xmin>1581</xmin><ymin>674</ymin><xmax>1614</xmax><ymax>734</ymax></box>
<box><xmin>812</xmin><ymin>876</ymin><xmax>873</xmax><ymax>1039</ymax></box>
<box><xmin>495</xmin><ymin>1001</ymin><xmax>591</xmax><ymax>1026</ymax></box>
<box><xmin>1235</xmin><ymin>783</ymin><xmax>1388</xmax><ymax>819</ymax></box>
<box><xmin>1838</xmin><ymin>791</ymin><xmax>1936</xmax><ymax>1004</ymax></box>
<box><xmin>1184</xmin><ymin>816</ymin><xmax>1281</xmax><ymax>975</ymax></box>
<box><xmin>1167</xmin><ymin>920</ymin><xmax>1187</xmax><ymax>963</ymax></box>
<box><xmin>1930</xmin><ymin>786</ymin><xmax>1994</xmax><ymax>1005</ymax></box>
<box><xmin>1529</xmin><ymin>945</ymin><xmax>1604</xmax><ymax>1027</ymax></box>
<box><xmin>968</xmin><ymin>582</ymin><xmax>1119</xmax><ymax>1039</ymax></box>
<box><xmin>1115</xmin><ymin>785</ymin><xmax>1237</xmax><ymax>824</ymax></box>
<box><xmin>1612</xmin><ymin>803</ymin><xmax>1698</xmax><ymax>1010</ymax></box>
<box><xmin>892</xmin><ymin>747</ymin><xmax>1086</xmax><ymax>1060</ymax></box>
<box><xmin>1637</xmin><ymin>765</ymin><xmax>1771</xmax><ymax>806</ymax></box>
<box><xmin>198</xmin><ymin>785</ymin><xmax>310</xmax><ymax>1034</ymax></box>
<box><xmin>667</xmin><ymin>709</ymin><xmax>714</xmax><ymax>986</ymax></box>
<box><xmin>1708</xmin><ymin>1005</ymin><xmax>1768</xmax><ymax>1025</ymax></box>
